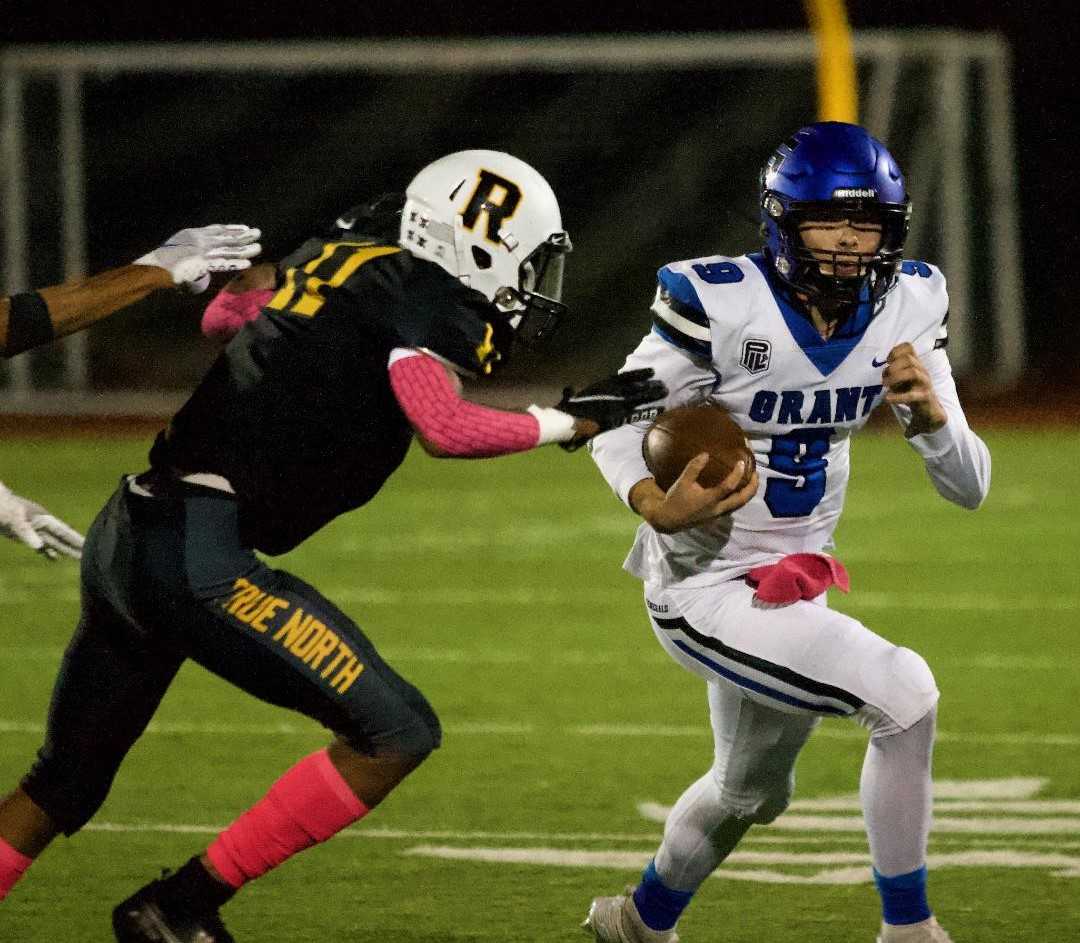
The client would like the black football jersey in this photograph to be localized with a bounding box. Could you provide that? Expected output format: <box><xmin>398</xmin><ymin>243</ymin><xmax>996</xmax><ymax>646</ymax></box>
<box><xmin>151</xmin><ymin>239</ymin><xmax>507</xmax><ymax>555</ymax></box>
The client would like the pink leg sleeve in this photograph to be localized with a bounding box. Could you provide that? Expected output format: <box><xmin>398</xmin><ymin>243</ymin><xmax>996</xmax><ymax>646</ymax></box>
<box><xmin>0</xmin><ymin>837</ymin><xmax>32</xmax><ymax>901</ymax></box>
<box><xmin>205</xmin><ymin>749</ymin><xmax>368</xmax><ymax>889</ymax></box>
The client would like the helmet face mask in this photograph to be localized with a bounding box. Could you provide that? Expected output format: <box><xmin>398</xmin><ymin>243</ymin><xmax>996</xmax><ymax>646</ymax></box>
<box><xmin>494</xmin><ymin>230</ymin><xmax>572</xmax><ymax>345</ymax></box>
<box><xmin>760</xmin><ymin>123</ymin><xmax>911</xmax><ymax>313</ymax></box>
<box><xmin>400</xmin><ymin>150</ymin><xmax>572</xmax><ymax>348</ymax></box>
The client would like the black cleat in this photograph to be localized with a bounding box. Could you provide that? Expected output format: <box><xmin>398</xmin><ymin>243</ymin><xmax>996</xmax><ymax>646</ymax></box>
<box><xmin>112</xmin><ymin>875</ymin><xmax>236</xmax><ymax>943</ymax></box>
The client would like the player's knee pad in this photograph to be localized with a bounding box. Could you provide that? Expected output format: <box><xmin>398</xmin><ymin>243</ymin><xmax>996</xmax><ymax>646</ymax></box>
<box><xmin>395</xmin><ymin>711</ymin><xmax>442</xmax><ymax>760</ymax></box>
<box><xmin>857</xmin><ymin>646</ymin><xmax>940</xmax><ymax>737</ymax></box>
<box><xmin>20</xmin><ymin>751</ymin><xmax>119</xmax><ymax>836</ymax></box>
<box><xmin>343</xmin><ymin>700</ymin><xmax>442</xmax><ymax>761</ymax></box>
<box><xmin>716</xmin><ymin>775</ymin><xmax>795</xmax><ymax>824</ymax></box>
<box><xmin>745</xmin><ymin>783</ymin><xmax>795</xmax><ymax>824</ymax></box>
<box><xmin>712</xmin><ymin>762</ymin><xmax>797</xmax><ymax>825</ymax></box>
<box><xmin>396</xmin><ymin>697</ymin><xmax>442</xmax><ymax>759</ymax></box>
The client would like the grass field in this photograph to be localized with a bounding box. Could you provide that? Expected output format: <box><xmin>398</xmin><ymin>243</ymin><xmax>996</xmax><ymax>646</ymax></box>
<box><xmin>0</xmin><ymin>427</ymin><xmax>1077</xmax><ymax>942</ymax></box>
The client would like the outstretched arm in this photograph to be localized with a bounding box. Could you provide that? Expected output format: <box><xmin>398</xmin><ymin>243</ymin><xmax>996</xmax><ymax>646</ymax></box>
<box><xmin>1</xmin><ymin>266</ymin><xmax>170</xmax><ymax>357</ymax></box>
<box><xmin>1</xmin><ymin>224</ymin><xmax>261</xmax><ymax>358</ymax></box>
<box><xmin>387</xmin><ymin>348</ymin><xmax>665</xmax><ymax>458</ymax></box>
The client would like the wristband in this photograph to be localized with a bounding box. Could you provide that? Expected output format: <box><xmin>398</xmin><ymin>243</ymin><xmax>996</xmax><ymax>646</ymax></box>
<box><xmin>526</xmin><ymin>405</ymin><xmax>577</xmax><ymax>445</ymax></box>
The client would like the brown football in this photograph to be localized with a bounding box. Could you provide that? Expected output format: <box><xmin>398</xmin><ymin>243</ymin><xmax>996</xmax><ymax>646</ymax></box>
<box><xmin>642</xmin><ymin>403</ymin><xmax>755</xmax><ymax>492</ymax></box>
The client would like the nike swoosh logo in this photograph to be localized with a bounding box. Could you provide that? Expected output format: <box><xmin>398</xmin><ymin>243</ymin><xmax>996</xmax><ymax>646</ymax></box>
<box><xmin>871</xmin><ymin>357</ymin><xmax>888</xmax><ymax>367</ymax></box>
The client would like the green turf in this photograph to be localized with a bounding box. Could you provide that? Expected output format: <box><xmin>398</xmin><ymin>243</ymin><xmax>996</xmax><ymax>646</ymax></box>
<box><xmin>1</xmin><ymin>428</ymin><xmax>1077</xmax><ymax>941</ymax></box>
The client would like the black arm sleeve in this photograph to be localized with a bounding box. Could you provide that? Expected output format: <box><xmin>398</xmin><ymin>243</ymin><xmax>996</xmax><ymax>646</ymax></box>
<box><xmin>4</xmin><ymin>291</ymin><xmax>54</xmax><ymax>357</ymax></box>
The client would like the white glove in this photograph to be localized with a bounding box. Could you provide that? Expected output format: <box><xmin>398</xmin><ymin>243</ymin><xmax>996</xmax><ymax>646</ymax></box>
<box><xmin>0</xmin><ymin>481</ymin><xmax>85</xmax><ymax>561</ymax></box>
<box><xmin>135</xmin><ymin>224</ymin><xmax>262</xmax><ymax>295</ymax></box>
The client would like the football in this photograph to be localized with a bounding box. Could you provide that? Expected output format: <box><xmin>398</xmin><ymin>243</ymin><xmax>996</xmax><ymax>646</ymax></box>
<box><xmin>642</xmin><ymin>403</ymin><xmax>755</xmax><ymax>492</ymax></box>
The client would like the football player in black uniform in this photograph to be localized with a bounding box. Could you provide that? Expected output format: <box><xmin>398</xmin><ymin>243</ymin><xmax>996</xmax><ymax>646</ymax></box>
<box><xmin>1</xmin><ymin>223</ymin><xmax>262</xmax><ymax>559</ymax></box>
<box><xmin>0</xmin><ymin>150</ymin><xmax>666</xmax><ymax>942</ymax></box>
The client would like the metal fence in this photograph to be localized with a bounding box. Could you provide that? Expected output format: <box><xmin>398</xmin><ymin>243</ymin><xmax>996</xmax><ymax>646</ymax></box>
<box><xmin>0</xmin><ymin>32</ymin><xmax>1022</xmax><ymax>412</ymax></box>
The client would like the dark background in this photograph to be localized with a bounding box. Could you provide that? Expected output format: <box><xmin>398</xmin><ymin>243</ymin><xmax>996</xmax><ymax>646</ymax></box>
<box><xmin>3</xmin><ymin>1</ymin><xmax>1077</xmax><ymax>393</ymax></box>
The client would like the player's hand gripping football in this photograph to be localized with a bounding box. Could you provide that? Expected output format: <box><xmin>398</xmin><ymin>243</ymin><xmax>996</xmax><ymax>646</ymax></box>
<box><xmin>555</xmin><ymin>368</ymin><xmax>668</xmax><ymax>451</ymax></box>
<box><xmin>630</xmin><ymin>454</ymin><xmax>759</xmax><ymax>535</ymax></box>
<box><xmin>881</xmin><ymin>342</ymin><xmax>947</xmax><ymax>438</ymax></box>
<box><xmin>134</xmin><ymin>224</ymin><xmax>263</xmax><ymax>294</ymax></box>
<box><xmin>0</xmin><ymin>481</ymin><xmax>84</xmax><ymax>561</ymax></box>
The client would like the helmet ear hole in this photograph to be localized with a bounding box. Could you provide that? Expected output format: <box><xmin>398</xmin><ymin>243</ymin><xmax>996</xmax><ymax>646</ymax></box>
<box><xmin>471</xmin><ymin>246</ymin><xmax>493</xmax><ymax>270</ymax></box>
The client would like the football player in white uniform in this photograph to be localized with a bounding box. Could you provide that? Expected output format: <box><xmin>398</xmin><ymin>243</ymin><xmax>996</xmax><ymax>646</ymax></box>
<box><xmin>583</xmin><ymin>122</ymin><xmax>990</xmax><ymax>943</ymax></box>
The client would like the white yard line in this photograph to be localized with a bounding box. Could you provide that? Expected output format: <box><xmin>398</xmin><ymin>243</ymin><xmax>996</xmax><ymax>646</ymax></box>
<box><xmin>934</xmin><ymin>778</ymin><xmax>1048</xmax><ymax>799</ymax></box>
<box><xmin>810</xmin><ymin>727</ymin><xmax>1080</xmax><ymax>747</ymax></box>
<box><xmin>745</xmin><ymin>834</ymin><xmax>1080</xmax><ymax>849</ymax></box>
<box><xmin>402</xmin><ymin>845</ymin><xmax>1080</xmax><ymax>881</ymax></box>
<box><xmin>67</xmin><ymin>763</ymin><xmax>1080</xmax><ymax>886</ymax></box>
<box><xmin>789</xmin><ymin>799</ymin><xmax>1080</xmax><ymax>814</ymax></box>
<box><xmin>68</xmin><ymin>826</ymin><xmax>1080</xmax><ymax>885</ymax></box>
<box><xmin>744</xmin><ymin>815</ymin><xmax>1080</xmax><ymax>835</ymax></box>
<box><xmin>0</xmin><ymin>646</ymin><xmax>1060</xmax><ymax>672</ymax></box>
<box><xmin>77</xmin><ymin>821</ymin><xmax>1080</xmax><ymax>852</ymax></box>
<box><xmin>82</xmin><ymin>822</ymin><xmax>667</xmax><ymax>842</ymax></box>
<box><xmin>1</xmin><ymin>718</ymin><xmax>1077</xmax><ymax>747</ymax></box>
<box><xmin>635</xmin><ymin>803</ymin><xmax>1080</xmax><ymax>834</ymax></box>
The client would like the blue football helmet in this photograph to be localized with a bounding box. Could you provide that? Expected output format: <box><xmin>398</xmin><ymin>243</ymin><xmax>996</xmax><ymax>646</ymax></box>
<box><xmin>760</xmin><ymin>122</ymin><xmax>911</xmax><ymax>312</ymax></box>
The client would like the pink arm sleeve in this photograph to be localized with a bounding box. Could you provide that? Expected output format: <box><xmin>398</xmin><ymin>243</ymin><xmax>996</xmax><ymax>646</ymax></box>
<box><xmin>201</xmin><ymin>288</ymin><xmax>275</xmax><ymax>341</ymax></box>
<box><xmin>388</xmin><ymin>352</ymin><xmax>541</xmax><ymax>457</ymax></box>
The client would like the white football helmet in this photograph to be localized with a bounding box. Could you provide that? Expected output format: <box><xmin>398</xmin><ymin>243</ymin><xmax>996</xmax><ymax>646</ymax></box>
<box><xmin>399</xmin><ymin>149</ymin><xmax>572</xmax><ymax>345</ymax></box>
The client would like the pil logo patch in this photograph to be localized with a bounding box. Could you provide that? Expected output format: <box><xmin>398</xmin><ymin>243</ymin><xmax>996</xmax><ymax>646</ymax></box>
<box><xmin>740</xmin><ymin>338</ymin><xmax>772</xmax><ymax>375</ymax></box>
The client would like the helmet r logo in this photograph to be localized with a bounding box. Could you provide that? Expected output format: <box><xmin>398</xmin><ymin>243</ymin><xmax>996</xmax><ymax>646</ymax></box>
<box><xmin>741</xmin><ymin>338</ymin><xmax>772</xmax><ymax>375</ymax></box>
<box><xmin>461</xmin><ymin>170</ymin><xmax>523</xmax><ymax>244</ymax></box>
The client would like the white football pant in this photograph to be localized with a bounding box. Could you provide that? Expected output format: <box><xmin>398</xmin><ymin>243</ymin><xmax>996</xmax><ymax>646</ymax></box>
<box><xmin>643</xmin><ymin>579</ymin><xmax>939</xmax><ymax>890</ymax></box>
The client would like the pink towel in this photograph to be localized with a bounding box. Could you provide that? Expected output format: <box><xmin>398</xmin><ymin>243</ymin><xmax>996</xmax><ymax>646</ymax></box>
<box><xmin>747</xmin><ymin>553</ymin><xmax>850</xmax><ymax>604</ymax></box>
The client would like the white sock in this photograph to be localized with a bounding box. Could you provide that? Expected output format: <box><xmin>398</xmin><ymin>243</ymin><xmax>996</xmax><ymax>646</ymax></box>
<box><xmin>654</xmin><ymin>772</ymin><xmax>752</xmax><ymax>891</ymax></box>
<box><xmin>860</xmin><ymin>705</ymin><xmax>936</xmax><ymax>876</ymax></box>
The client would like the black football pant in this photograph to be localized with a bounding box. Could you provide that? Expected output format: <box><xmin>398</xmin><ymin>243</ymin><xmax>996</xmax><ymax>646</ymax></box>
<box><xmin>21</xmin><ymin>475</ymin><xmax>441</xmax><ymax>835</ymax></box>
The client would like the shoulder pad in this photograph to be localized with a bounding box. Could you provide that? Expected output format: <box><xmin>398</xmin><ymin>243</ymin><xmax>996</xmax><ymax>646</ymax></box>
<box><xmin>896</xmin><ymin>260</ymin><xmax>949</xmax><ymax>348</ymax></box>
<box><xmin>652</xmin><ymin>263</ymin><xmax>710</xmax><ymax>358</ymax></box>
<box><xmin>277</xmin><ymin>237</ymin><xmax>327</xmax><ymax>274</ymax></box>
<box><xmin>896</xmin><ymin>259</ymin><xmax>948</xmax><ymax>296</ymax></box>
<box><xmin>649</xmin><ymin>256</ymin><xmax>754</xmax><ymax>359</ymax></box>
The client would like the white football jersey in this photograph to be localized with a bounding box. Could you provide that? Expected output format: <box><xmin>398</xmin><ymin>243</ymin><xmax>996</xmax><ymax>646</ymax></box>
<box><xmin>590</xmin><ymin>252</ymin><xmax>991</xmax><ymax>588</ymax></box>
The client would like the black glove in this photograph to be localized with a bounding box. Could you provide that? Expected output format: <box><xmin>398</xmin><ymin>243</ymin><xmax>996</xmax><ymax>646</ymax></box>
<box><xmin>556</xmin><ymin>368</ymin><xmax>667</xmax><ymax>451</ymax></box>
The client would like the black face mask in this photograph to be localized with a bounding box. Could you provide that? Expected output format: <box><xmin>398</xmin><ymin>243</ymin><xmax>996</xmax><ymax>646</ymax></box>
<box><xmin>492</xmin><ymin>230</ymin><xmax>572</xmax><ymax>349</ymax></box>
<box><xmin>484</xmin><ymin>305</ymin><xmax>519</xmax><ymax>372</ymax></box>
<box><xmin>764</xmin><ymin>196</ymin><xmax>911</xmax><ymax>314</ymax></box>
<box><xmin>492</xmin><ymin>286</ymin><xmax>565</xmax><ymax>350</ymax></box>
